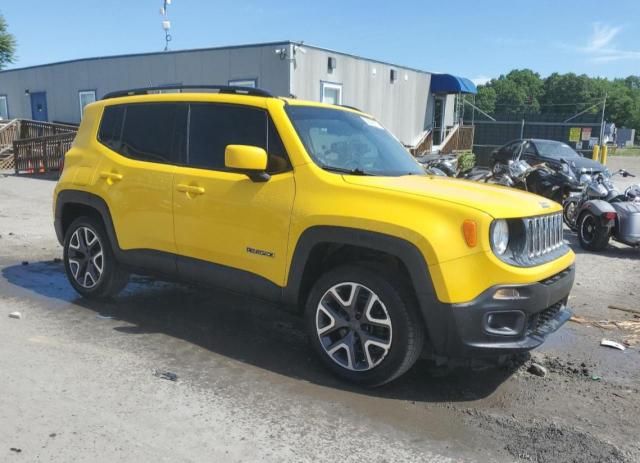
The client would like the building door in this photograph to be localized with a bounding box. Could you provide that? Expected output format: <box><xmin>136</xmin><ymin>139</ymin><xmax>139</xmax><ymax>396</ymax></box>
<box><xmin>30</xmin><ymin>92</ymin><xmax>48</xmax><ymax>121</ymax></box>
<box><xmin>433</xmin><ymin>96</ymin><xmax>445</xmax><ymax>145</ymax></box>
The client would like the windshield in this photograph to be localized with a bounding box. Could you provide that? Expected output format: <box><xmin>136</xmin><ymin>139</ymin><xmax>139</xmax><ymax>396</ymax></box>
<box><xmin>535</xmin><ymin>140</ymin><xmax>580</xmax><ymax>159</ymax></box>
<box><xmin>286</xmin><ymin>105</ymin><xmax>424</xmax><ymax>176</ymax></box>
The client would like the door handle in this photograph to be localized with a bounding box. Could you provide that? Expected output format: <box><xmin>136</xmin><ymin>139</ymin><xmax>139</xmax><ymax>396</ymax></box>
<box><xmin>177</xmin><ymin>184</ymin><xmax>205</xmax><ymax>195</ymax></box>
<box><xmin>100</xmin><ymin>171</ymin><xmax>123</xmax><ymax>182</ymax></box>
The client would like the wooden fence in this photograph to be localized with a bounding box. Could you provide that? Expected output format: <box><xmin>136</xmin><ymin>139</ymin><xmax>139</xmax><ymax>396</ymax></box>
<box><xmin>13</xmin><ymin>132</ymin><xmax>77</xmax><ymax>174</ymax></box>
<box><xmin>18</xmin><ymin>119</ymin><xmax>77</xmax><ymax>140</ymax></box>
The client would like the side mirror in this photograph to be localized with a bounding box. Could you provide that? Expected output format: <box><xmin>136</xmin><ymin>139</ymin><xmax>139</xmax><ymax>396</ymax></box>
<box><xmin>224</xmin><ymin>145</ymin><xmax>270</xmax><ymax>182</ymax></box>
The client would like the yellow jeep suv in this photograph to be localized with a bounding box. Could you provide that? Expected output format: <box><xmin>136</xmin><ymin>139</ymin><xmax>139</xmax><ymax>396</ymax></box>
<box><xmin>54</xmin><ymin>85</ymin><xmax>575</xmax><ymax>386</ymax></box>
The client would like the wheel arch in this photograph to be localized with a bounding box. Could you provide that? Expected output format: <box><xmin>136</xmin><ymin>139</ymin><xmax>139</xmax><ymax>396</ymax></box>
<box><xmin>55</xmin><ymin>190</ymin><xmax>120</xmax><ymax>253</ymax></box>
<box><xmin>283</xmin><ymin>226</ymin><xmax>449</xmax><ymax>353</ymax></box>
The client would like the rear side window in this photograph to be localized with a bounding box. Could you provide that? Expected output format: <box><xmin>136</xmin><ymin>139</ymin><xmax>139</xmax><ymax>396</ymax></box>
<box><xmin>97</xmin><ymin>103</ymin><xmax>186</xmax><ymax>164</ymax></box>
<box><xmin>98</xmin><ymin>105</ymin><xmax>125</xmax><ymax>151</ymax></box>
<box><xmin>188</xmin><ymin>104</ymin><xmax>291</xmax><ymax>174</ymax></box>
<box><xmin>121</xmin><ymin>103</ymin><xmax>185</xmax><ymax>164</ymax></box>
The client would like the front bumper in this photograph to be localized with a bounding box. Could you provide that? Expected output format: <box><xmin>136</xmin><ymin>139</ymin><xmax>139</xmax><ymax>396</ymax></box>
<box><xmin>443</xmin><ymin>265</ymin><xmax>574</xmax><ymax>357</ymax></box>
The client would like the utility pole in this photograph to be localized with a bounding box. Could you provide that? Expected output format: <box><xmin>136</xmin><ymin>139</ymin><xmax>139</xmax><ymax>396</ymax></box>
<box><xmin>599</xmin><ymin>92</ymin><xmax>607</xmax><ymax>144</ymax></box>
<box><xmin>160</xmin><ymin>0</ymin><xmax>173</xmax><ymax>51</ymax></box>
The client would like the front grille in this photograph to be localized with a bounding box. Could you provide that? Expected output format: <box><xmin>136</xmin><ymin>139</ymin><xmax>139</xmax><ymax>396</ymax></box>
<box><xmin>528</xmin><ymin>301</ymin><xmax>563</xmax><ymax>334</ymax></box>
<box><xmin>523</xmin><ymin>213</ymin><xmax>564</xmax><ymax>258</ymax></box>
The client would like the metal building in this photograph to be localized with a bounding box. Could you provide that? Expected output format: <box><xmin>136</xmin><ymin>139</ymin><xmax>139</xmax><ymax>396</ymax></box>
<box><xmin>0</xmin><ymin>41</ymin><xmax>476</xmax><ymax>149</ymax></box>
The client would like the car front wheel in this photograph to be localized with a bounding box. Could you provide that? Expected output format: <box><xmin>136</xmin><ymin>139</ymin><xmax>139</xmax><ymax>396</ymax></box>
<box><xmin>305</xmin><ymin>265</ymin><xmax>424</xmax><ymax>387</ymax></box>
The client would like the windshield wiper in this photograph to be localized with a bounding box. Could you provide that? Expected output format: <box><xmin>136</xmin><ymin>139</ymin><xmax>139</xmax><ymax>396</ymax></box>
<box><xmin>320</xmin><ymin>165</ymin><xmax>372</xmax><ymax>176</ymax></box>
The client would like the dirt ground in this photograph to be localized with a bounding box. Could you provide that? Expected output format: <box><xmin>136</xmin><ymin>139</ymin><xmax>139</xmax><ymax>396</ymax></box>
<box><xmin>1</xmin><ymin>157</ymin><xmax>639</xmax><ymax>462</ymax></box>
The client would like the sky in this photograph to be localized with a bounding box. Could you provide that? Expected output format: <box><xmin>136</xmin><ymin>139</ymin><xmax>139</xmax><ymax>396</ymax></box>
<box><xmin>2</xmin><ymin>0</ymin><xmax>640</xmax><ymax>83</ymax></box>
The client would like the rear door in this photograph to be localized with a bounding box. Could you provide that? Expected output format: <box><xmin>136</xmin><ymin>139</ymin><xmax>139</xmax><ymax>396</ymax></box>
<box><xmin>94</xmin><ymin>102</ymin><xmax>187</xmax><ymax>272</ymax></box>
<box><xmin>172</xmin><ymin>102</ymin><xmax>295</xmax><ymax>288</ymax></box>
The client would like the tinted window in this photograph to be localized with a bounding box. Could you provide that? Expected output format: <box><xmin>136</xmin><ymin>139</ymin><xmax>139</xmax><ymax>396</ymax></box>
<box><xmin>267</xmin><ymin>120</ymin><xmax>291</xmax><ymax>174</ymax></box>
<box><xmin>188</xmin><ymin>104</ymin><xmax>290</xmax><ymax>174</ymax></box>
<box><xmin>120</xmin><ymin>103</ymin><xmax>186</xmax><ymax>164</ymax></box>
<box><xmin>98</xmin><ymin>105</ymin><xmax>125</xmax><ymax>151</ymax></box>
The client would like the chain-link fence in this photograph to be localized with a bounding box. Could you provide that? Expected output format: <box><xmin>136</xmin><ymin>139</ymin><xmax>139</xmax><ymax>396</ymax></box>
<box><xmin>464</xmin><ymin>111</ymin><xmax>603</xmax><ymax>166</ymax></box>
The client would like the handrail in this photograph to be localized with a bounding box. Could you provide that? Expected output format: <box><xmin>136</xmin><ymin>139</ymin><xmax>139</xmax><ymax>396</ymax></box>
<box><xmin>0</xmin><ymin>119</ymin><xmax>20</xmax><ymax>148</ymax></box>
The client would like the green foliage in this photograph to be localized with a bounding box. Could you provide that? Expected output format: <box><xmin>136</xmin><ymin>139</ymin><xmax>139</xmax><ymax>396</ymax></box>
<box><xmin>474</xmin><ymin>69</ymin><xmax>640</xmax><ymax>131</ymax></box>
<box><xmin>0</xmin><ymin>13</ymin><xmax>16</xmax><ymax>70</ymax></box>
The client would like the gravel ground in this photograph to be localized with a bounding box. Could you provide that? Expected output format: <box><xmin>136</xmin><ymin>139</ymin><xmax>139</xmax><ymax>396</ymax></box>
<box><xmin>0</xmin><ymin>158</ymin><xmax>639</xmax><ymax>462</ymax></box>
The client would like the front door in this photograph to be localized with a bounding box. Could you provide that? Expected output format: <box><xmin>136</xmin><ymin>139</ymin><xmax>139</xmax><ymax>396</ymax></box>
<box><xmin>30</xmin><ymin>92</ymin><xmax>48</xmax><ymax>121</ymax></box>
<box><xmin>173</xmin><ymin>102</ymin><xmax>295</xmax><ymax>288</ymax></box>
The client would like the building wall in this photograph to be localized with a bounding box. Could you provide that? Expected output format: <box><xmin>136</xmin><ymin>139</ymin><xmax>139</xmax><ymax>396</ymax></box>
<box><xmin>291</xmin><ymin>46</ymin><xmax>431</xmax><ymax>145</ymax></box>
<box><xmin>0</xmin><ymin>41</ymin><xmax>436</xmax><ymax>145</ymax></box>
<box><xmin>0</xmin><ymin>43</ymin><xmax>291</xmax><ymax>124</ymax></box>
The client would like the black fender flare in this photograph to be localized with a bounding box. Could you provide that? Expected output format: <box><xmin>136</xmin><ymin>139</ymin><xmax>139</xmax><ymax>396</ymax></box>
<box><xmin>283</xmin><ymin>226</ymin><xmax>451</xmax><ymax>354</ymax></box>
<box><xmin>578</xmin><ymin>199</ymin><xmax>617</xmax><ymax>227</ymax></box>
<box><xmin>55</xmin><ymin>190</ymin><xmax>121</xmax><ymax>252</ymax></box>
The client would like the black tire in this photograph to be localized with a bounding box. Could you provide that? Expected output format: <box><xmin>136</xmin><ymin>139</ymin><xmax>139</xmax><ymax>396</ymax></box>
<box><xmin>63</xmin><ymin>216</ymin><xmax>129</xmax><ymax>299</ymax></box>
<box><xmin>305</xmin><ymin>264</ymin><xmax>425</xmax><ymax>387</ymax></box>
<box><xmin>562</xmin><ymin>199</ymin><xmax>579</xmax><ymax>231</ymax></box>
<box><xmin>577</xmin><ymin>211</ymin><xmax>610</xmax><ymax>252</ymax></box>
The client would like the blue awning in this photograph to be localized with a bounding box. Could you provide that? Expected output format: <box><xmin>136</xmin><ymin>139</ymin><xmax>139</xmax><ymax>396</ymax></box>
<box><xmin>430</xmin><ymin>74</ymin><xmax>477</xmax><ymax>94</ymax></box>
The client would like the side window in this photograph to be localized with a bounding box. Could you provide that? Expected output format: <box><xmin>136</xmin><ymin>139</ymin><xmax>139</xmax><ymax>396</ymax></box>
<box><xmin>267</xmin><ymin>119</ymin><xmax>291</xmax><ymax>174</ymax></box>
<box><xmin>98</xmin><ymin>105</ymin><xmax>125</xmax><ymax>151</ymax></box>
<box><xmin>120</xmin><ymin>103</ymin><xmax>185</xmax><ymax>164</ymax></box>
<box><xmin>524</xmin><ymin>142</ymin><xmax>537</xmax><ymax>156</ymax></box>
<box><xmin>188</xmin><ymin>104</ymin><xmax>290</xmax><ymax>174</ymax></box>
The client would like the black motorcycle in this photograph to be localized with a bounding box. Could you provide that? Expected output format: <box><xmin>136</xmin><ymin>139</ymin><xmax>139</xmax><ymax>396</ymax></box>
<box><xmin>491</xmin><ymin>142</ymin><xmax>582</xmax><ymax>202</ymax></box>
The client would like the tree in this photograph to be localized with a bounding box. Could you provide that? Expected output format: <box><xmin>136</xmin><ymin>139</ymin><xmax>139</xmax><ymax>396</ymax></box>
<box><xmin>474</xmin><ymin>85</ymin><xmax>496</xmax><ymax>114</ymax></box>
<box><xmin>490</xmin><ymin>69</ymin><xmax>544</xmax><ymax>114</ymax></box>
<box><xmin>0</xmin><ymin>13</ymin><xmax>16</xmax><ymax>70</ymax></box>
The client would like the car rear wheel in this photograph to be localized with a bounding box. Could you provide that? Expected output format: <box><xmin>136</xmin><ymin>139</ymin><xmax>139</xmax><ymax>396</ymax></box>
<box><xmin>577</xmin><ymin>212</ymin><xmax>610</xmax><ymax>251</ymax></box>
<box><xmin>63</xmin><ymin>216</ymin><xmax>129</xmax><ymax>299</ymax></box>
<box><xmin>305</xmin><ymin>265</ymin><xmax>424</xmax><ymax>387</ymax></box>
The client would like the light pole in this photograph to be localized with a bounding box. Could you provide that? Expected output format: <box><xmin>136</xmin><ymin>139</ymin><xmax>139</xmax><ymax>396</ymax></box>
<box><xmin>160</xmin><ymin>0</ymin><xmax>172</xmax><ymax>51</ymax></box>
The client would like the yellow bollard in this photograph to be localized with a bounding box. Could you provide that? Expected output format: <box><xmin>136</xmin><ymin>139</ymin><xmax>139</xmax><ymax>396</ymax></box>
<box><xmin>592</xmin><ymin>144</ymin><xmax>600</xmax><ymax>162</ymax></box>
<box><xmin>600</xmin><ymin>144</ymin><xmax>608</xmax><ymax>165</ymax></box>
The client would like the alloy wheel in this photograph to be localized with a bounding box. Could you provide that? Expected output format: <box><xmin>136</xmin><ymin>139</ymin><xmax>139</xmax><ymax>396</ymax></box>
<box><xmin>67</xmin><ymin>226</ymin><xmax>104</xmax><ymax>289</ymax></box>
<box><xmin>315</xmin><ymin>282</ymin><xmax>393</xmax><ymax>371</ymax></box>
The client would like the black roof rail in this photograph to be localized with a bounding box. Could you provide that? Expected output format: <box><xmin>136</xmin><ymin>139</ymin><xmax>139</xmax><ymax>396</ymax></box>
<box><xmin>102</xmin><ymin>85</ymin><xmax>273</xmax><ymax>100</ymax></box>
<box><xmin>339</xmin><ymin>104</ymin><xmax>364</xmax><ymax>112</ymax></box>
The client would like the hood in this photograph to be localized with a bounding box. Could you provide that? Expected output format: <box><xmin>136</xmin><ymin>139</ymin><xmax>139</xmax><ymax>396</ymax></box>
<box><xmin>567</xmin><ymin>157</ymin><xmax>604</xmax><ymax>173</ymax></box>
<box><xmin>343</xmin><ymin>175</ymin><xmax>560</xmax><ymax>219</ymax></box>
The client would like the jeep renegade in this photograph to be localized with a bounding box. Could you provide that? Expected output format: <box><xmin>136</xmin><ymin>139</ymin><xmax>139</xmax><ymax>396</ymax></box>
<box><xmin>54</xmin><ymin>86</ymin><xmax>575</xmax><ymax>386</ymax></box>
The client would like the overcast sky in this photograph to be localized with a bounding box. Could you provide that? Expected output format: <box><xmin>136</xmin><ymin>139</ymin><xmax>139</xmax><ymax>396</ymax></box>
<box><xmin>2</xmin><ymin>0</ymin><xmax>639</xmax><ymax>82</ymax></box>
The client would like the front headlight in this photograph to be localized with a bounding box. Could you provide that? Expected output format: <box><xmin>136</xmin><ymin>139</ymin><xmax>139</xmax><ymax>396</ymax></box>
<box><xmin>579</xmin><ymin>174</ymin><xmax>592</xmax><ymax>184</ymax></box>
<box><xmin>491</xmin><ymin>220</ymin><xmax>510</xmax><ymax>255</ymax></box>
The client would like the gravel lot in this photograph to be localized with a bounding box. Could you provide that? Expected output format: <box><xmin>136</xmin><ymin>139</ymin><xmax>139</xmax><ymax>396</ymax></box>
<box><xmin>1</xmin><ymin>157</ymin><xmax>639</xmax><ymax>462</ymax></box>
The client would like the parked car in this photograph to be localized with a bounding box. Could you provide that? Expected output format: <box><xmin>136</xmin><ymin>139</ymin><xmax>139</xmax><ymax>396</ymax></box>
<box><xmin>490</xmin><ymin>139</ymin><xmax>605</xmax><ymax>178</ymax></box>
<box><xmin>53</xmin><ymin>85</ymin><xmax>575</xmax><ymax>386</ymax></box>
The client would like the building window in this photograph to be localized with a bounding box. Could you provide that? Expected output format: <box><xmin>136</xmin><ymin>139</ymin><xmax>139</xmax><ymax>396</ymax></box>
<box><xmin>78</xmin><ymin>91</ymin><xmax>96</xmax><ymax>117</ymax></box>
<box><xmin>228</xmin><ymin>79</ymin><xmax>257</xmax><ymax>88</ymax></box>
<box><xmin>321</xmin><ymin>82</ymin><xmax>342</xmax><ymax>105</ymax></box>
<box><xmin>0</xmin><ymin>96</ymin><xmax>8</xmax><ymax>120</ymax></box>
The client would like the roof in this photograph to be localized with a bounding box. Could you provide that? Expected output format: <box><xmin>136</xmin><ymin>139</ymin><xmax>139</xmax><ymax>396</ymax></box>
<box><xmin>430</xmin><ymin>74</ymin><xmax>477</xmax><ymax>94</ymax></box>
<box><xmin>0</xmin><ymin>40</ymin><xmax>437</xmax><ymax>77</ymax></box>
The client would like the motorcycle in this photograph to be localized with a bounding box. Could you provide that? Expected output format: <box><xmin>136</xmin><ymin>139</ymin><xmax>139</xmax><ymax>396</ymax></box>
<box><xmin>418</xmin><ymin>154</ymin><xmax>493</xmax><ymax>181</ymax></box>
<box><xmin>490</xmin><ymin>142</ymin><xmax>582</xmax><ymax>202</ymax></box>
<box><xmin>563</xmin><ymin>169</ymin><xmax>640</xmax><ymax>251</ymax></box>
